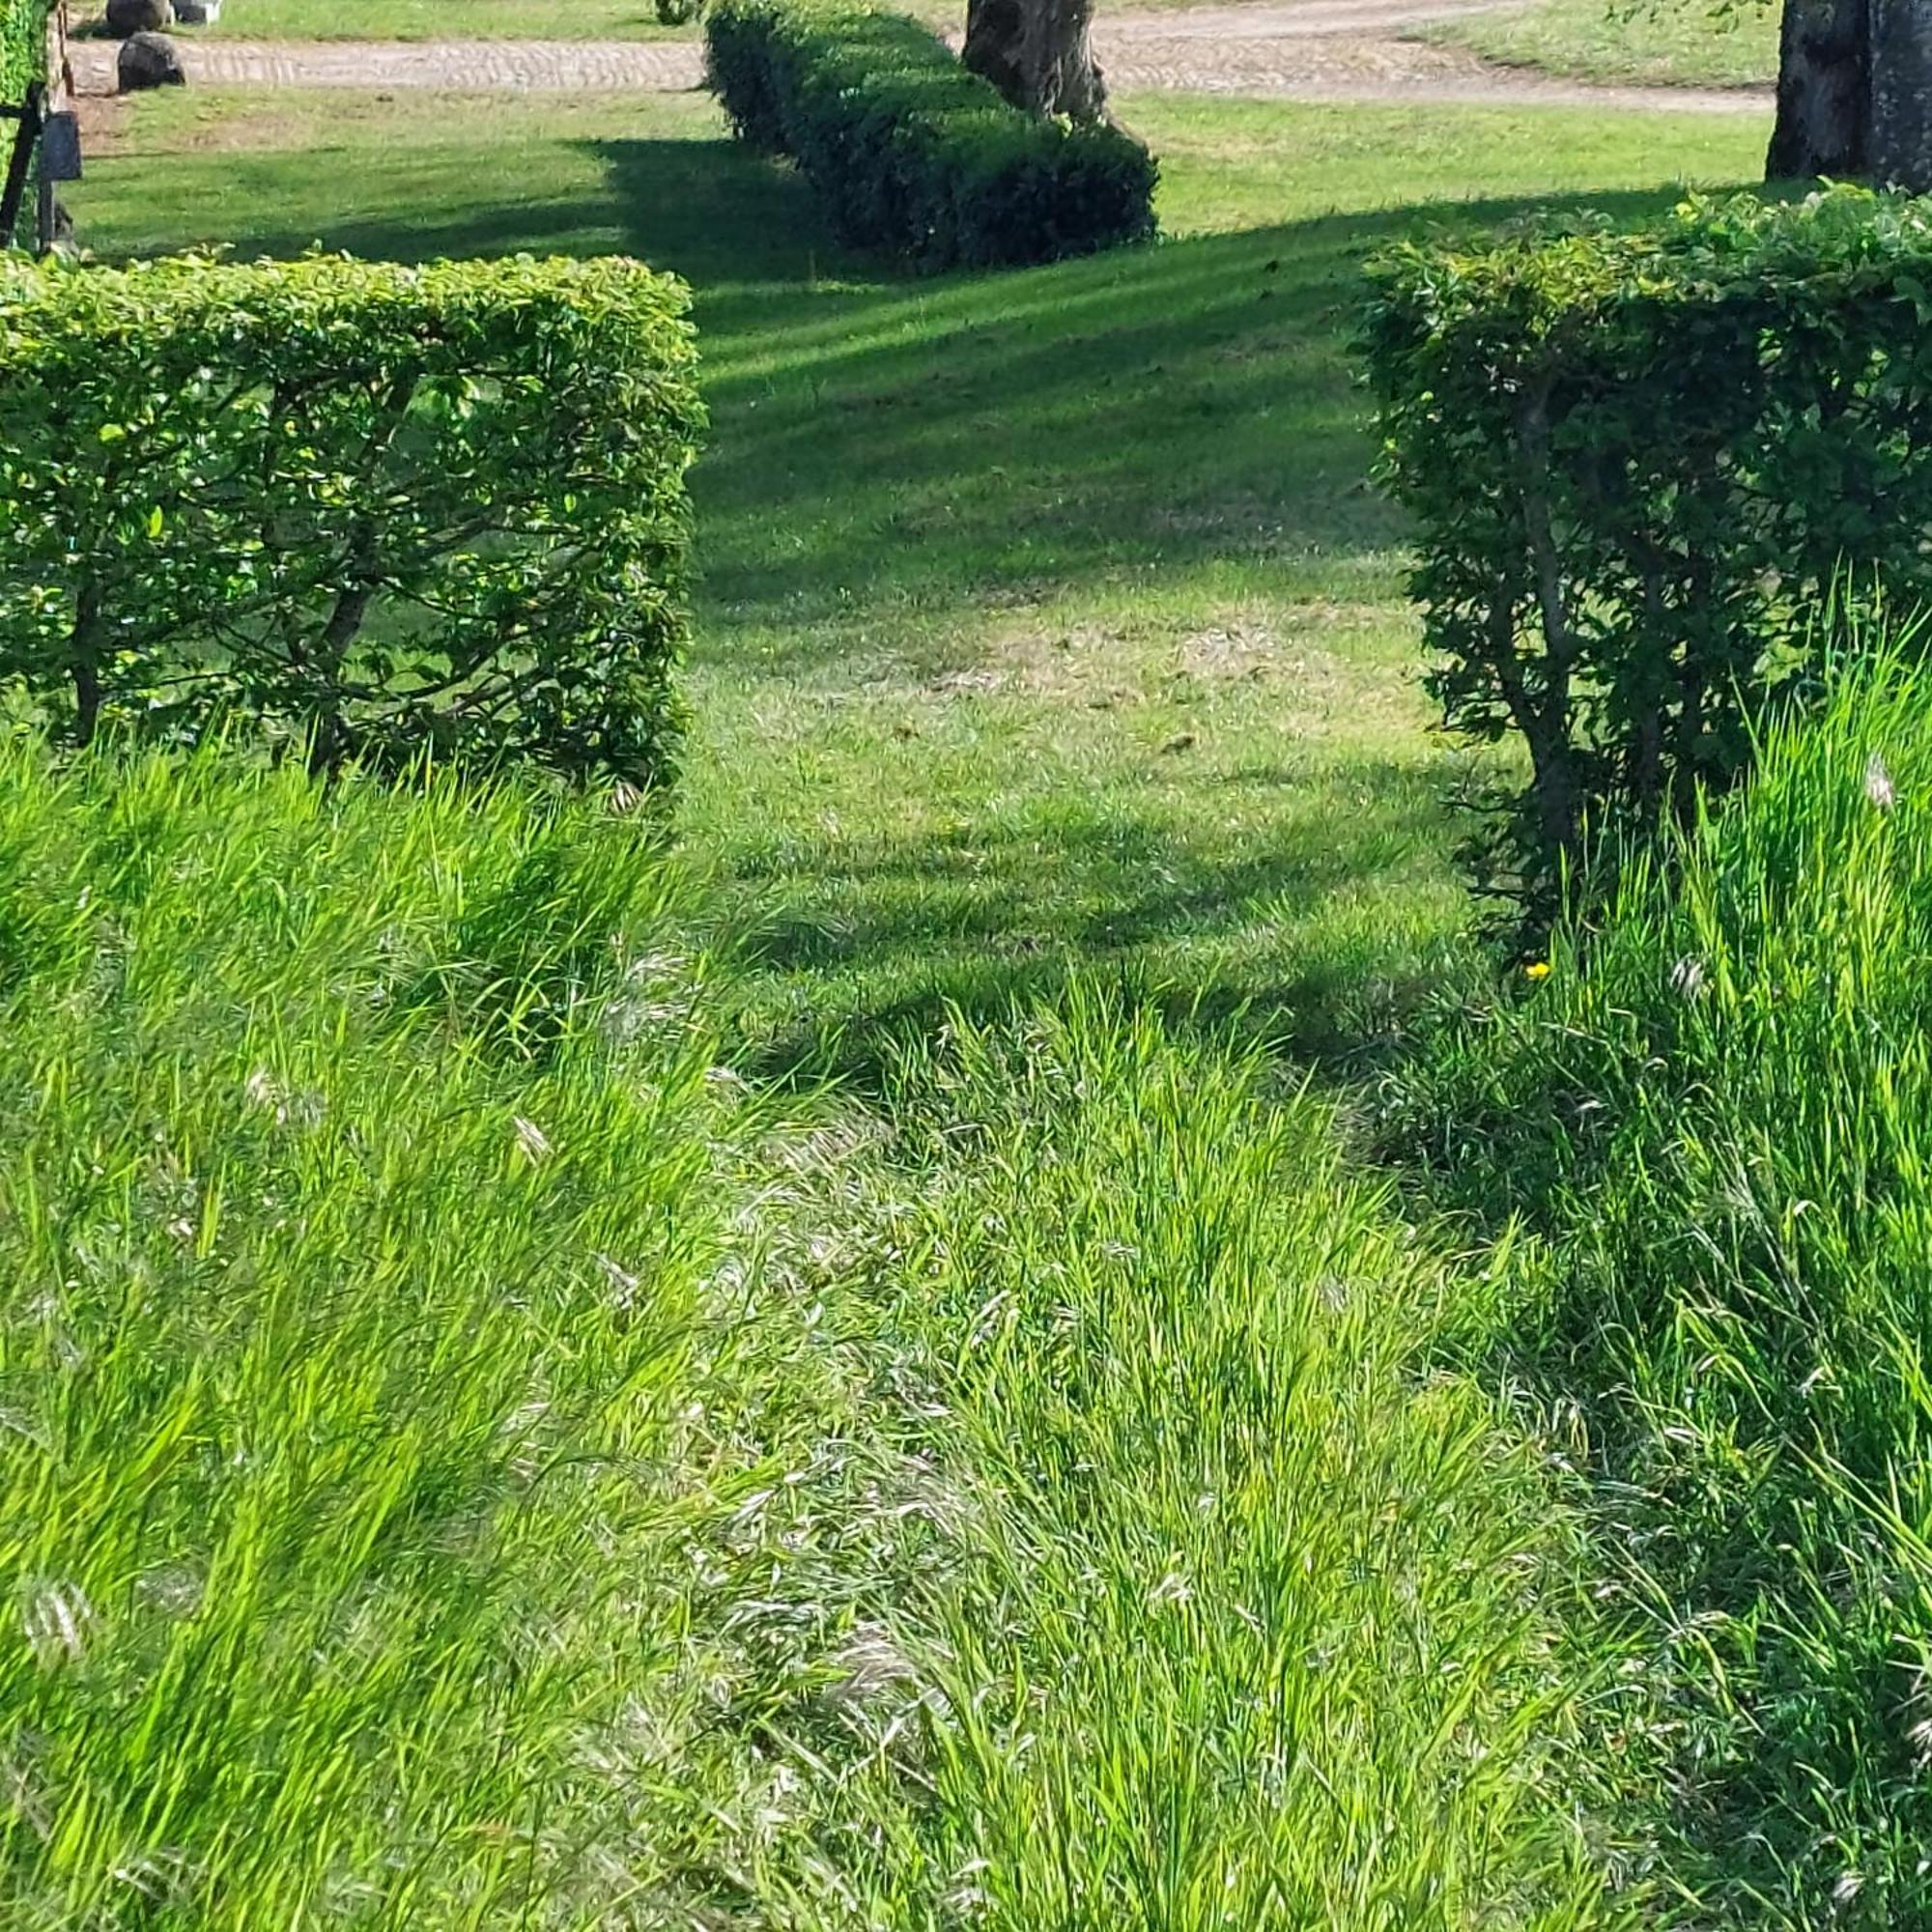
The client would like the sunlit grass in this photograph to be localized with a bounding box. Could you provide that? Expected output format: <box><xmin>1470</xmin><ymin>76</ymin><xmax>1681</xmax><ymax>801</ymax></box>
<box><xmin>0</xmin><ymin>746</ymin><xmax>822</xmax><ymax>1919</ymax></box>
<box><xmin>78</xmin><ymin>0</ymin><xmax>684</xmax><ymax>38</ymax></box>
<box><xmin>1386</xmin><ymin>640</ymin><xmax>1932</xmax><ymax>1925</ymax></box>
<box><xmin>770</xmin><ymin>991</ymin><xmax>1632</xmax><ymax>1925</ymax></box>
<box><xmin>1419</xmin><ymin>0</ymin><xmax>1776</xmax><ymax>89</ymax></box>
<box><xmin>70</xmin><ymin>83</ymin><xmax>1759</xmax><ymax>1075</ymax></box>
<box><xmin>0</xmin><ymin>741</ymin><xmax>1638</xmax><ymax>1918</ymax></box>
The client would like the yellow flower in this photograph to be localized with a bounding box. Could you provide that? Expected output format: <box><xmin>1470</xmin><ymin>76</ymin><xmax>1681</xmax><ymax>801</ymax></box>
<box><xmin>1523</xmin><ymin>960</ymin><xmax>1552</xmax><ymax>981</ymax></box>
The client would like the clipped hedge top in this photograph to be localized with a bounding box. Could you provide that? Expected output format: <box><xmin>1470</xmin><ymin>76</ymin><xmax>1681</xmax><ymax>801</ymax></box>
<box><xmin>722</xmin><ymin>0</ymin><xmax>1043</xmax><ymax>135</ymax></box>
<box><xmin>0</xmin><ymin>248</ymin><xmax>705</xmax><ymax>785</ymax></box>
<box><xmin>706</xmin><ymin>0</ymin><xmax>1156</xmax><ymax>269</ymax></box>
<box><xmin>1366</xmin><ymin>185</ymin><xmax>1932</xmax><ymax>360</ymax></box>
<box><xmin>0</xmin><ymin>247</ymin><xmax>697</xmax><ymax>373</ymax></box>
<box><xmin>1363</xmin><ymin>182</ymin><xmax>1932</xmax><ymax>917</ymax></box>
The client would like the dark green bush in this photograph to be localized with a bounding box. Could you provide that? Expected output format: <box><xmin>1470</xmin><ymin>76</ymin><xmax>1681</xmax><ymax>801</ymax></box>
<box><xmin>0</xmin><ymin>0</ymin><xmax>44</xmax><ymax>107</ymax></box>
<box><xmin>1365</xmin><ymin>185</ymin><xmax>1932</xmax><ymax>918</ymax></box>
<box><xmin>704</xmin><ymin>0</ymin><xmax>1156</xmax><ymax>270</ymax></box>
<box><xmin>0</xmin><ymin>251</ymin><xmax>704</xmax><ymax>786</ymax></box>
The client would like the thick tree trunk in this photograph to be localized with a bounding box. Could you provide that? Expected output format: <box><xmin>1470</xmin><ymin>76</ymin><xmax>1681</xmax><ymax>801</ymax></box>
<box><xmin>1768</xmin><ymin>0</ymin><xmax>1932</xmax><ymax>188</ymax></box>
<box><xmin>963</xmin><ymin>0</ymin><xmax>1109</xmax><ymax>123</ymax></box>
<box><xmin>1870</xmin><ymin>0</ymin><xmax>1932</xmax><ymax>185</ymax></box>
<box><xmin>1766</xmin><ymin>0</ymin><xmax>1869</xmax><ymax>177</ymax></box>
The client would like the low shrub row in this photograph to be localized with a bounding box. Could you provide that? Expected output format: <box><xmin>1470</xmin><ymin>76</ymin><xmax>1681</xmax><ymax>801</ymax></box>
<box><xmin>704</xmin><ymin>0</ymin><xmax>1156</xmax><ymax>270</ymax></box>
<box><xmin>1385</xmin><ymin>645</ymin><xmax>1932</xmax><ymax>1923</ymax></box>
<box><xmin>1365</xmin><ymin>185</ymin><xmax>1932</xmax><ymax>918</ymax></box>
<box><xmin>0</xmin><ymin>250</ymin><xmax>703</xmax><ymax>786</ymax></box>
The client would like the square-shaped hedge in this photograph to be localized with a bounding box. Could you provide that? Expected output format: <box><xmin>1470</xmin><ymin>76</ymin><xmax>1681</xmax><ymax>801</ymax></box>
<box><xmin>0</xmin><ymin>251</ymin><xmax>704</xmax><ymax>788</ymax></box>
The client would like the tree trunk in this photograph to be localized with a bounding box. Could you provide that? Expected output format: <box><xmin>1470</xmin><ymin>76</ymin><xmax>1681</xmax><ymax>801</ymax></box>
<box><xmin>1768</xmin><ymin>0</ymin><xmax>1932</xmax><ymax>188</ymax></box>
<box><xmin>963</xmin><ymin>0</ymin><xmax>1109</xmax><ymax>123</ymax></box>
<box><xmin>1870</xmin><ymin>0</ymin><xmax>1932</xmax><ymax>185</ymax></box>
<box><xmin>1767</xmin><ymin>0</ymin><xmax>1869</xmax><ymax>178</ymax></box>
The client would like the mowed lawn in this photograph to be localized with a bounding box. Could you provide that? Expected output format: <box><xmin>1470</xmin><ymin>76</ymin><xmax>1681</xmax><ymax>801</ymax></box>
<box><xmin>1420</xmin><ymin>0</ymin><xmax>1779</xmax><ymax>89</ymax></box>
<box><xmin>76</xmin><ymin>0</ymin><xmax>1780</xmax><ymax>89</ymax></box>
<box><xmin>78</xmin><ymin>0</ymin><xmax>1271</xmax><ymax>39</ymax></box>
<box><xmin>71</xmin><ymin>85</ymin><xmax>1767</xmax><ymax>1081</ymax></box>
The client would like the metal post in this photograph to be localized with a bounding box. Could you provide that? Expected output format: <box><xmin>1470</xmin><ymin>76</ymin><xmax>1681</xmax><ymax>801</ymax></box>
<box><xmin>0</xmin><ymin>81</ymin><xmax>43</xmax><ymax>249</ymax></box>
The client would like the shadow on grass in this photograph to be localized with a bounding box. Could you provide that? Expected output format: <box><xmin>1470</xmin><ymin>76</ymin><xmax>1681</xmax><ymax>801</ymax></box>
<box><xmin>711</xmin><ymin>751</ymin><xmax>1463</xmax><ymax>1094</ymax></box>
<box><xmin>160</xmin><ymin>129</ymin><xmax>841</xmax><ymax>284</ymax></box>
<box><xmin>587</xmin><ymin>144</ymin><xmax>1745</xmax><ymax>671</ymax></box>
<box><xmin>186</xmin><ymin>136</ymin><xmax>1740</xmax><ymax>663</ymax></box>
<box><xmin>131</xmin><ymin>129</ymin><xmax>1742</xmax><ymax>668</ymax></box>
<box><xmin>89</xmin><ymin>125</ymin><xmax>1748</xmax><ymax>1082</ymax></box>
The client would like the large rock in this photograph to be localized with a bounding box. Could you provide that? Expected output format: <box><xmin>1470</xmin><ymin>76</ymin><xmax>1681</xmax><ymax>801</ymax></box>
<box><xmin>118</xmin><ymin>31</ymin><xmax>185</xmax><ymax>89</ymax></box>
<box><xmin>104</xmin><ymin>0</ymin><xmax>172</xmax><ymax>35</ymax></box>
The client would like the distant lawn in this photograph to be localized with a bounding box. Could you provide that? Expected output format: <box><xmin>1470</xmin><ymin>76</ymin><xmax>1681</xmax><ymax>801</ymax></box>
<box><xmin>70</xmin><ymin>85</ymin><xmax>1766</xmax><ymax>1077</ymax></box>
<box><xmin>88</xmin><ymin>0</ymin><xmax>1782</xmax><ymax>77</ymax></box>
<box><xmin>1421</xmin><ymin>0</ymin><xmax>1777</xmax><ymax>89</ymax></box>
<box><xmin>80</xmin><ymin>0</ymin><xmax>681</xmax><ymax>36</ymax></box>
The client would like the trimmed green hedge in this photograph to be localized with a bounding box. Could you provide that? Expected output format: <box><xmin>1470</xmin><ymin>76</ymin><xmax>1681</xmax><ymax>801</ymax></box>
<box><xmin>1365</xmin><ymin>185</ymin><xmax>1932</xmax><ymax>916</ymax></box>
<box><xmin>704</xmin><ymin>0</ymin><xmax>1156</xmax><ymax>270</ymax></box>
<box><xmin>0</xmin><ymin>251</ymin><xmax>704</xmax><ymax>787</ymax></box>
<box><xmin>0</xmin><ymin>0</ymin><xmax>44</xmax><ymax>108</ymax></box>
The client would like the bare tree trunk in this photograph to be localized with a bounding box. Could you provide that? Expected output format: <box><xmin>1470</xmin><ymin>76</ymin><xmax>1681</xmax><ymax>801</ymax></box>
<box><xmin>1767</xmin><ymin>0</ymin><xmax>1869</xmax><ymax>177</ymax></box>
<box><xmin>1871</xmin><ymin>0</ymin><xmax>1932</xmax><ymax>185</ymax></box>
<box><xmin>964</xmin><ymin>0</ymin><xmax>1109</xmax><ymax>123</ymax></box>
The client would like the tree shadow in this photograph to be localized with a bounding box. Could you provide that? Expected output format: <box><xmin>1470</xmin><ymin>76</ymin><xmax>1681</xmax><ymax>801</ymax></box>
<box><xmin>708</xmin><ymin>748</ymin><xmax>1467</xmax><ymax>1095</ymax></box>
<box><xmin>577</xmin><ymin>141</ymin><xmax>1752</xmax><ymax>674</ymax></box>
<box><xmin>125</xmin><ymin>128</ymin><xmax>1743</xmax><ymax>674</ymax></box>
<box><xmin>89</xmin><ymin>119</ymin><xmax>1750</xmax><ymax>1083</ymax></box>
<box><xmin>196</xmin><ymin>133</ymin><xmax>1741</xmax><ymax>671</ymax></box>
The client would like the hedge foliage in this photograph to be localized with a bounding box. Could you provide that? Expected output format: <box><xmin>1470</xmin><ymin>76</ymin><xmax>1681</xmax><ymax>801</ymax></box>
<box><xmin>704</xmin><ymin>0</ymin><xmax>1156</xmax><ymax>270</ymax></box>
<box><xmin>1365</xmin><ymin>185</ymin><xmax>1932</xmax><ymax>915</ymax></box>
<box><xmin>0</xmin><ymin>251</ymin><xmax>704</xmax><ymax>786</ymax></box>
<box><xmin>0</xmin><ymin>0</ymin><xmax>43</xmax><ymax>108</ymax></box>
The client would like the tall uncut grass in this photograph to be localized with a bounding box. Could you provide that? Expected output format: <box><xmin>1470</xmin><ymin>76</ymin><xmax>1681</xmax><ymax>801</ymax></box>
<box><xmin>1388</xmin><ymin>647</ymin><xmax>1932</xmax><ymax>1925</ymax></box>
<box><xmin>753</xmin><ymin>994</ymin><xmax>1624</xmax><ymax>1929</ymax></box>
<box><xmin>0</xmin><ymin>744</ymin><xmax>766</xmax><ymax>1924</ymax></box>
<box><xmin>0</xmin><ymin>743</ymin><xmax>1629</xmax><ymax>1927</ymax></box>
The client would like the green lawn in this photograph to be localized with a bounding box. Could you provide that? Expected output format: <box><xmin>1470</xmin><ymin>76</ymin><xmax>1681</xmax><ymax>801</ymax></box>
<box><xmin>81</xmin><ymin>0</ymin><xmax>1236</xmax><ymax>40</ymax></box>
<box><xmin>71</xmin><ymin>84</ymin><xmax>1765</xmax><ymax>1081</ymax></box>
<box><xmin>88</xmin><ymin>0</ymin><xmax>1786</xmax><ymax>84</ymax></box>
<box><xmin>1420</xmin><ymin>0</ymin><xmax>1778</xmax><ymax>89</ymax></box>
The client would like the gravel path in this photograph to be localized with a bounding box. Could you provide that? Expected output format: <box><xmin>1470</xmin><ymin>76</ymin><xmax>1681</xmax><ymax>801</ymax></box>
<box><xmin>67</xmin><ymin>1</ymin><xmax>1773</xmax><ymax>114</ymax></box>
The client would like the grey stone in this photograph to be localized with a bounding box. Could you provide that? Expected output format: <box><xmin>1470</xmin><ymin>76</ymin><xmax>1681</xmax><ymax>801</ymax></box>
<box><xmin>118</xmin><ymin>30</ymin><xmax>185</xmax><ymax>89</ymax></box>
<box><xmin>103</xmin><ymin>0</ymin><xmax>171</xmax><ymax>35</ymax></box>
